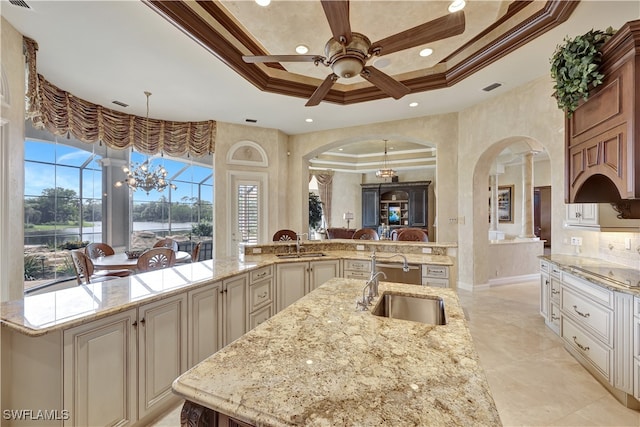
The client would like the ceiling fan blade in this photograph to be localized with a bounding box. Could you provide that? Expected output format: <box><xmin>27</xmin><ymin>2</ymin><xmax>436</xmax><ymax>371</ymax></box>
<box><xmin>242</xmin><ymin>55</ymin><xmax>324</xmax><ymax>63</ymax></box>
<box><xmin>321</xmin><ymin>0</ymin><xmax>352</xmax><ymax>45</ymax></box>
<box><xmin>370</xmin><ymin>11</ymin><xmax>465</xmax><ymax>56</ymax></box>
<box><xmin>360</xmin><ymin>66</ymin><xmax>410</xmax><ymax>99</ymax></box>
<box><xmin>305</xmin><ymin>73</ymin><xmax>339</xmax><ymax>107</ymax></box>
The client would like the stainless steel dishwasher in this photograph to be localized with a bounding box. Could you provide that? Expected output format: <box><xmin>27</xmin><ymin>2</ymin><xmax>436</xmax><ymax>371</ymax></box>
<box><xmin>375</xmin><ymin>262</ymin><xmax>422</xmax><ymax>285</ymax></box>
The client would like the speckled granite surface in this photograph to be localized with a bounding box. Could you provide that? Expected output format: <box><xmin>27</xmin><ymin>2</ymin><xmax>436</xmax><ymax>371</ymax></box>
<box><xmin>172</xmin><ymin>278</ymin><xmax>501</xmax><ymax>426</ymax></box>
<box><xmin>540</xmin><ymin>254</ymin><xmax>640</xmax><ymax>295</ymax></box>
<box><xmin>2</xmin><ymin>249</ymin><xmax>455</xmax><ymax>336</ymax></box>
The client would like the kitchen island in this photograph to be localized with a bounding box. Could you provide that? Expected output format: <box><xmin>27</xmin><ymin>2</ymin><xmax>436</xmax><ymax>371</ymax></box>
<box><xmin>173</xmin><ymin>278</ymin><xmax>500</xmax><ymax>426</ymax></box>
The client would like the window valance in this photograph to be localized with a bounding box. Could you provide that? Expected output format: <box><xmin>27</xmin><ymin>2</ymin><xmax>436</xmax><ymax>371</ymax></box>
<box><xmin>23</xmin><ymin>37</ymin><xmax>216</xmax><ymax>157</ymax></box>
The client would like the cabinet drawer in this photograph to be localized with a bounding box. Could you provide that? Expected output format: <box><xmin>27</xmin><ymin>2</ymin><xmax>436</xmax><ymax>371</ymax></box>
<box><xmin>344</xmin><ymin>259</ymin><xmax>371</xmax><ymax>272</ymax></box>
<box><xmin>548</xmin><ymin>303</ymin><xmax>561</xmax><ymax>335</ymax></box>
<box><xmin>550</xmin><ymin>278</ymin><xmax>561</xmax><ymax>304</ymax></box>
<box><xmin>562</xmin><ymin>316</ymin><xmax>612</xmax><ymax>382</ymax></box>
<box><xmin>250</xmin><ymin>266</ymin><xmax>273</xmax><ymax>284</ymax></box>
<box><xmin>249</xmin><ymin>305</ymin><xmax>272</xmax><ymax>330</ymax></box>
<box><xmin>540</xmin><ymin>260</ymin><xmax>550</xmax><ymax>273</ymax></box>
<box><xmin>249</xmin><ymin>279</ymin><xmax>272</xmax><ymax>311</ymax></box>
<box><xmin>562</xmin><ymin>286</ymin><xmax>613</xmax><ymax>346</ymax></box>
<box><xmin>563</xmin><ymin>273</ymin><xmax>614</xmax><ymax>308</ymax></box>
<box><xmin>423</xmin><ymin>265</ymin><xmax>449</xmax><ymax>279</ymax></box>
<box><xmin>344</xmin><ymin>270</ymin><xmax>369</xmax><ymax>280</ymax></box>
<box><xmin>550</xmin><ymin>264</ymin><xmax>562</xmax><ymax>279</ymax></box>
<box><xmin>422</xmin><ymin>277</ymin><xmax>448</xmax><ymax>288</ymax></box>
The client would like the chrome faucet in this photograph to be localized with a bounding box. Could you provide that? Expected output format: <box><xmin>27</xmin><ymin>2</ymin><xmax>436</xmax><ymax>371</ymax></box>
<box><xmin>356</xmin><ymin>271</ymin><xmax>387</xmax><ymax>311</ymax></box>
<box><xmin>296</xmin><ymin>232</ymin><xmax>308</xmax><ymax>255</ymax></box>
<box><xmin>368</xmin><ymin>251</ymin><xmax>409</xmax><ymax>296</ymax></box>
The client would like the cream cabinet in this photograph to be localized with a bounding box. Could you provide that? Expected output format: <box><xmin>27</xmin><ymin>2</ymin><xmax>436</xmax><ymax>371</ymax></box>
<box><xmin>63</xmin><ymin>309</ymin><xmax>138</xmax><ymax>427</ymax></box>
<box><xmin>276</xmin><ymin>260</ymin><xmax>340</xmax><ymax>312</ymax></box>
<box><xmin>187</xmin><ymin>281</ymin><xmax>223</xmax><ymax>368</ymax></box>
<box><xmin>223</xmin><ymin>273</ymin><xmax>249</xmax><ymax>346</ymax></box>
<box><xmin>248</xmin><ymin>265</ymin><xmax>274</xmax><ymax>330</ymax></box>
<box><xmin>634</xmin><ymin>296</ymin><xmax>640</xmax><ymax>399</ymax></box>
<box><xmin>422</xmin><ymin>265</ymin><xmax>449</xmax><ymax>287</ymax></box>
<box><xmin>63</xmin><ymin>293</ymin><xmax>187</xmax><ymax>426</ymax></box>
<box><xmin>539</xmin><ymin>260</ymin><xmax>561</xmax><ymax>335</ymax></box>
<box><xmin>137</xmin><ymin>294</ymin><xmax>187</xmax><ymax>419</ymax></box>
<box><xmin>343</xmin><ymin>258</ymin><xmax>371</xmax><ymax>280</ymax></box>
<box><xmin>565</xmin><ymin>203</ymin><xmax>599</xmax><ymax>227</ymax></box>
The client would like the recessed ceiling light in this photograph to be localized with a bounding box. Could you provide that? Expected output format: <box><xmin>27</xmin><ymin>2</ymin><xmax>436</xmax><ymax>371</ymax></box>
<box><xmin>338</xmin><ymin>148</ymin><xmax>343</xmax><ymax>151</ymax></box>
<box><xmin>305</xmin><ymin>118</ymin><xmax>313</xmax><ymax>123</ymax></box>
<box><xmin>255</xmin><ymin>0</ymin><xmax>270</xmax><ymax>6</ymax></box>
<box><xmin>448</xmin><ymin>0</ymin><xmax>465</xmax><ymax>13</ymax></box>
<box><xmin>295</xmin><ymin>44</ymin><xmax>309</xmax><ymax>54</ymax></box>
<box><xmin>409</xmin><ymin>102</ymin><xmax>419</xmax><ymax>107</ymax></box>
<box><xmin>419</xmin><ymin>48</ymin><xmax>433</xmax><ymax>57</ymax></box>
<box><xmin>373</xmin><ymin>57</ymin><xmax>391</xmax><ymax>68</ymax></box>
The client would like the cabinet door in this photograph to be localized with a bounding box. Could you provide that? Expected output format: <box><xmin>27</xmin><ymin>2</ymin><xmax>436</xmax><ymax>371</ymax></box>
<box><xmin>138</xmin><ymin>294</ymin><xmax>187</xmax><ymax>419</ymax></box>
<box><xmin>188</xmin><ymin>281</ymin><xmax>223</xmax><ymax>368</ymax></box>
<box><xmin>309</xmin><ymin>260</ymin><xmax>340</xmax><ymax>292</ymax></box>
<box><xmin>540</xmin><ymin>272</ymin><xmax>550</xmax><ymax>318</ymax></box>
<box><xmin>361</xmin><ymin>188</ymin><xmax>379</xmax><ymax>228</ymax></box>
<box><xmin>223</xmin><ymin>274</ymin><xmax>249</xmax><ymax>346</ymax></box>
<box><xmin>276</xmin><ymin>262</ymin><xmax>309</xmax><ymax>312</ymax></box>
<box><xmin>63</xmin><ymin>309</ymin><xmax>138</xmax><ymax>427</ymax></box>
<box><xmin>408</xmin><ymin>188</ymin><xmax>427</xmax><ymax>227</ymax></box>
<box><xmin>580</xmin><ymin>203</ymin><xmax>599</xmax><ymax>225</ymax></box>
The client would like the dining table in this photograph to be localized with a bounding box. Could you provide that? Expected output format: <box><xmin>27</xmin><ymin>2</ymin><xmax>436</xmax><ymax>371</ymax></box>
<box><xmin>92</xmin><ymin>250</ymin><xmax>191</xmax><ymax>271</ymax></box>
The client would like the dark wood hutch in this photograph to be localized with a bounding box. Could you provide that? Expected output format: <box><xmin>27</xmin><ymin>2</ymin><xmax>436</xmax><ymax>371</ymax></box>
<box><xmin>361</xmin><ymin>181</ymin><xmax>430</xmax><ymax>232</ymax></box>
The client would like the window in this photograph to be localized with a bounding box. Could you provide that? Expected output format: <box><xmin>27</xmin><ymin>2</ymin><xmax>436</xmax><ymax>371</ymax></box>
<box><xmin>24</xmin><ymin>139</ymin><xmax>102</xmax><ymax>290</ymax></box>
<box><xmin>237</xmin><ymin>183</ymin><xmax>258</xmax><ymax>244</ymax></box>
<box><xmin>129</xmin><ymin>151</ymin><xmax>213</xmax><ymax>250</ymax></box>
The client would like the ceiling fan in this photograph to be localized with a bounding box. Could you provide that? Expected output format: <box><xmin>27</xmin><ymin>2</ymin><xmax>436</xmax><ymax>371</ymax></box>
<box><xmin>242</xmin><ymin>0</ymin><xmax>466</xmax><ymax>106</ymax></box>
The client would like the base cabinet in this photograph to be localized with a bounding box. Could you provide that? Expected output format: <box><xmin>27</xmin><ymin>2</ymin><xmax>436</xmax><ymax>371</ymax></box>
<box><xmin>63</xmin><ymin>293</ymin><xmax>187</xmax><ymax>426</ymax></box>
<box><xmin>63</xmin><ymin>309</ymin><xmax>138</xmax><ymax>427</ymax></box>
<box><xmin>223</xmin><ymin>274</ymin><xmax>249</xmax><ymax>346</ymax></box>
<box><xmin>276</xmin><ymin>260</ymin><xmax>340</xmax><ymax>312</ymax></box>
<box><xmin>187</xmin><ymin>281</ymin><xmax>223</xmax><ymax>368</ymax></box>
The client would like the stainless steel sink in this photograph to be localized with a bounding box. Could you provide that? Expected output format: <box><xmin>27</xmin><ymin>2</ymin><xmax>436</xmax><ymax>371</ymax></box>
<box><xmin>276</xmin><ymin>252</ymin><xmax>325</xmax><ymax>259</ymax></box>
<box><xmin>372</xmin><ymin>293</ymin><xmax>446</xmax><ymax>325</ymax></box>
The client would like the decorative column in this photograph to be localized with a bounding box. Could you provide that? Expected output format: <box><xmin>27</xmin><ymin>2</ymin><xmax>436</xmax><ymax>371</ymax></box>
<box><xmin>489</xmin><ymin>174</ymin><xmax>499</xmax><ymax>232</ymax></box>
<box><xmin>100</xmin><ymin>157</ymin><xmax>131</xmax><ymax>250</ymax></box>
<box><xmin>520</xmin><ymin>151</ymin><xmax>536</xmax><ymax>238</ymax></box>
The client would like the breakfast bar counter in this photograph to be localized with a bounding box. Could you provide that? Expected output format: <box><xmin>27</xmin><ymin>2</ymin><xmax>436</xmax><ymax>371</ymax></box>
<box><xmin>172</xmin><ymin>278</ymin><xmax>500</xmax><ymax>426</ymax></box>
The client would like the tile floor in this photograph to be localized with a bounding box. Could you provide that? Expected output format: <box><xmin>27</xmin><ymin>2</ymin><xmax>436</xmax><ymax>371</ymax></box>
<box><xmin>152</xmin><ymin>280</ymin><xmax>640</xmax><ymax>426</ymax></box>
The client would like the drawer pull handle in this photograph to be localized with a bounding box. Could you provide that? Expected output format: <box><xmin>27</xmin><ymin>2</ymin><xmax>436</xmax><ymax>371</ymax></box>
<box><xmin>545</xmin><ymin>279</ymin><xmax>549</xmax><ymax>285</ymax></box>
<box><xmin>572</xmin><ymin>305</ymin><xmax>590</xmax><ymax>318</ymax></box>
<box><xmin>255</xmin><ymin>272</ymin><xmax>267</xmax><ymax>279</ymax></box>
<box><xmin>551</xmin><ymin>314</ymin><xmax>560</xmax><ymax>321</ymax></box>
<box><xmin>572</xmin><ymin>336</ymin><xmax>589</xmax><ymax>352</ymax></box>
<box><xmin>258</xmin><ymin>291</ymin><xmax>268</xmax><ymax>299</ymax></box>
<box><xmin>551</xmin><ymin>289</ymin><xmax>560</xmax><ymax>295</ymax></box>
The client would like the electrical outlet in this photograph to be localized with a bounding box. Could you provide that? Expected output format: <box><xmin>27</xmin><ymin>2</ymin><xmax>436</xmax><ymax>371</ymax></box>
<box><xmin>422</xmin><ymin>247</ymin><xmax>432</xmax><ymax>254</ymax></box>
<box><xmin>625</xmin><ymin>238</ymin><xmax>632</xmax><ymax>250</ymax></box>
<box><xmin>252</xmin><ymin>248</ymin><xmax>262</xmax><ymax>254</ymax></box>
<box><xmin>570</xmin><ymin>237</ymin><xmax>582</xmax><ymax>246</ymax></box>
<box><xmin>356</xmin><ymin>244</ymin><xmax>365</xmax><ymax>251</ymax></box>
<box><xmin>448</xmin><ymin>217</ymin><xmax>458</xmax><ymax>224</ymax></box>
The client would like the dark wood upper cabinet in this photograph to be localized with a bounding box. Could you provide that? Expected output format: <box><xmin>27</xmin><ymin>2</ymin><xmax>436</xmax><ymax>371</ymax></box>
<box><xmin>361</xmin><ymin>181</ymin><xmax>430</xmax><ymax>230</ymax></box>
<box><xmin>565</xmin><ymin>19</ymin><xmax>640</xmax><ymax>209</ymax></box>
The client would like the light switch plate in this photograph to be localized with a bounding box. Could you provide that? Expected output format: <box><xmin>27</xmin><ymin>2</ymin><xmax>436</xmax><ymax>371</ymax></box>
<box><xmin>422</xmin><ymin>247</ymin><xmax>432</xmax><ymax>254</ymax></box>
<box><xmin>252</xmin><ymin>248</ymin><xmax>262</xmax><ymax>254</ymax></box>
<box><xmin>356</xmin><ymin>244</ymin><xmax>365</xmax><ymax>251</ymax></box>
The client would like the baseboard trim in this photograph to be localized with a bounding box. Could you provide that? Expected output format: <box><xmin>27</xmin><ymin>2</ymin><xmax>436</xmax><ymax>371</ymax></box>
<box><xmin>457</xmin><ymin>282</ymin><xmax>490</xmax><ymax>291</ymax></box>
<box><xmin>488</xmin><ymin>273</ymin><xmax>539</xmax><ymax>286</ymax></box>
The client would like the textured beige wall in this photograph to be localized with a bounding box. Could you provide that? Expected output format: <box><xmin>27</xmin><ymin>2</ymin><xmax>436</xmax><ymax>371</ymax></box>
<box><xmin>214</xmin><ymin>122</ymin><xmax>288</xmax><ymax>257</ymax></box>
<box><xmin>1</xmin><ymin>18</ymin><xmax>26</xmax><ymax>301</ymax></box>
<box><xmin>327</xmin><ymin>171</ymin><xmax>363</xmax><ymax>230</ymax></box>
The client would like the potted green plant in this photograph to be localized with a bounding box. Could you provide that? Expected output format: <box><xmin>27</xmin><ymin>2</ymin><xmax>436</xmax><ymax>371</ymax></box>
<box><xmin>308</xmin><ymin>192</ymin><xmax>323</xmax><ymax>232</ymax></box>
<box><xmin>550</xmin><ymin>27</ymin><xmax>615</xmax><ymax>116</ymax></box>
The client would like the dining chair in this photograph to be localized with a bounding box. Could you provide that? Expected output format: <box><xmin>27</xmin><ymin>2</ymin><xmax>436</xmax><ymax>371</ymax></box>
<box><xmin>70</xmin><ymin>250</ymin><xmax>131</xmax><ymax>285</ymax></box>
<box><xmin>190</xmin><ymin>241</ymin><xmax>202</xmax><ymax>262</ymax></box>
<box><xmin>352</xmin><ymin>228</ymin><xmax>380</xmax><ymax>240</ymax></box>
<box><xmin>272</xmin><ymin>229</ymin><xmax>297</xmax><ymax>241</ymax></box>
<box><xmin>136</xmin><ymin>247</ymin><xmax>176</xmax><ymax>272</ymax></box>
<box><xmin>397</xmin><ymin>228</ymin><xmax>429</xmax><ymax>242</ymax></box>
<box><xmin>153</xmin><ymin>238</ymin><xmax>179</xmax><ymax>252</ymax></box>
<box><xmin>85</xmin><ymin>242</ymin><xmax>116</xmax><ymax>259</ymax></box>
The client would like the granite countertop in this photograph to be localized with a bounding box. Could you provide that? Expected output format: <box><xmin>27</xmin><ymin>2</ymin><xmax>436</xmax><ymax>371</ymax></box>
<box><xmin>245</xmin><ymin>249</ymin><xmax>454</xmax><ymax>266</ymax></box>
<box><xmin>172</xmin><ymin>278</ymin><xmax>501</xmax><ymax>426</ymax></box>
<box><xmin>539</xmin><ymin>254</ymin><xmax>640</xmax><ymax>295</ymax></box>
<box><xmin>2</xmin><ymin>249</ymin><xmax>455</xmax><ymax>337</ymax></box>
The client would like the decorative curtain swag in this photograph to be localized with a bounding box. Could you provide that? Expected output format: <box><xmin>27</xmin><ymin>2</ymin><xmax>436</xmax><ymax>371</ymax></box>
<box><xmin>23</xmin><ymin>37</ymin><xmax>216</xmax><ymax>157</ymax></box>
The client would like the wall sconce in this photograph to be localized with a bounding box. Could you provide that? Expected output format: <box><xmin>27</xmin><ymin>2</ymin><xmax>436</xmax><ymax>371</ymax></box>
<box><xmin>343</xmin><ymin>211</ymin><xmax>354</xmax><ymax>229</ymax></box>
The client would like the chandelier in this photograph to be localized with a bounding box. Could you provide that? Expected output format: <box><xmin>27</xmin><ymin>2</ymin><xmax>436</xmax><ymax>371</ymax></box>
<box><xmin>115</xmin><ymin>91</ymin><xmax>177</xmax><ymax>194</ymax></box>
<box><xmin>375</xmin><ymin>139</ymin><xmax>396</xmax><ymax>179</ymax></box>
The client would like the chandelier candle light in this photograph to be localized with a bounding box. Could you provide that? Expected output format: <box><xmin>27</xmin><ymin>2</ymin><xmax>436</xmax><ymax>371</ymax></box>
<box><xmin>376</xmin><ymin>139</ymin><xmax>396</xmax><ymax>179</ymax></box>
<box><xmin>115</xmin><ymin>91</ymin><xmax>177</xmax><ymax>194</ymax></box>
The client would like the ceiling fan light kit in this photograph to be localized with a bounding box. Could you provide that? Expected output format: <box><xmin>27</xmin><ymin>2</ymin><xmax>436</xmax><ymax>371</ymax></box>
<box><xmin>242</xmin><ymin>0</ymin><xmax>466</xmax><ymax>106</ymax></box>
